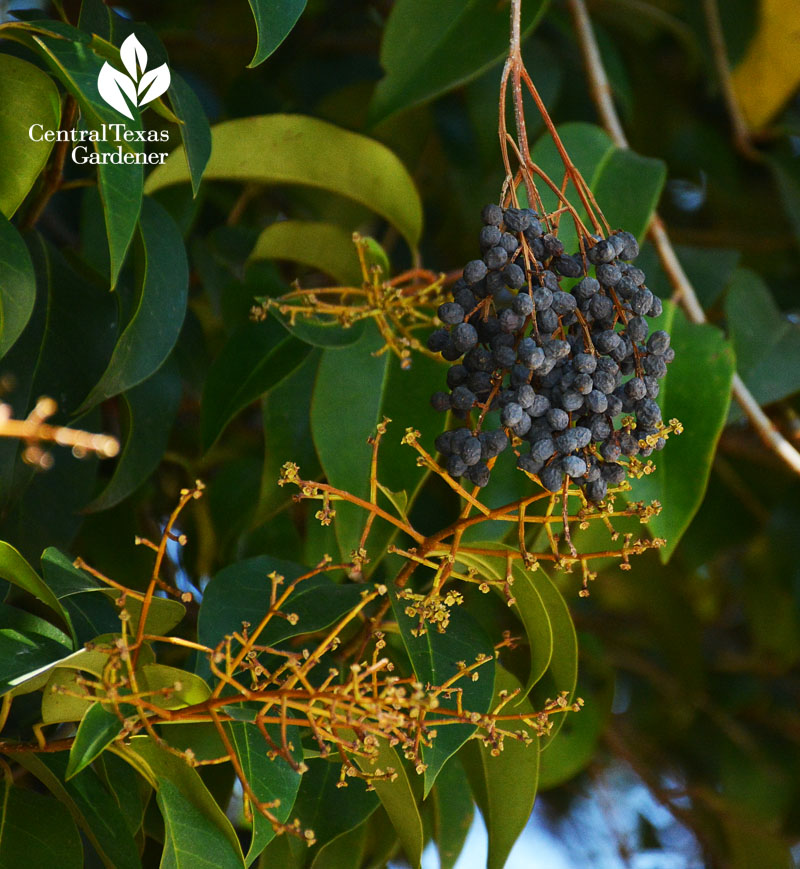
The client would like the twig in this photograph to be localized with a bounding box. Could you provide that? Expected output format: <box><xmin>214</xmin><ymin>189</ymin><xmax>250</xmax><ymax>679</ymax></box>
<box><xmin>566</xmin><ymin>0</ymin><xmax>800</xmax><ymax>477</ymax></box>
<box><xmin>701</xmin><ymin>0</ymin><xmax>760</xmax><ymax>160</ymax></box>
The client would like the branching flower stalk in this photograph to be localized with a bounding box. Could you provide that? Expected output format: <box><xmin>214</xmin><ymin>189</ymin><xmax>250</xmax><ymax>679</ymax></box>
<box><xmin>250</xmin><ymin>233</ymin><xmax>448</xmax><ymax>369</ymax></box>
<box><xmin>0</xmin><ymin>395</ymin><xmax>119</xmax><ymax>468</ymax></box>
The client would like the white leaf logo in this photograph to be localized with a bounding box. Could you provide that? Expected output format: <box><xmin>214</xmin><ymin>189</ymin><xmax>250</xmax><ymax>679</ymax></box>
<box><xmin>97</xmin><ymin>34</ymin><xmax>171</xmax><ymax>119</ymax></box>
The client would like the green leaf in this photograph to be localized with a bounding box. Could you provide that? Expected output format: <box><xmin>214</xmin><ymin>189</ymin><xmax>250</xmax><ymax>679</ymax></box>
<box><xmin>0</xmin><ymin>53</ymin><xmax>60</xmax><ymax>218</ymax></box>
<box><xmin>0</xmin><ymin>627</ymin><xmax>72</xmax><ymax>695</ymax></box>
<box><xmin>369</xmin><ymin>0</ymin><xmax>549</xmax><ymax>124</ymax></box>
<box><xmin>310</xmin><ymin>823</ymin><xmax>368</xmax><ymax>869</ymax></box>
<box><xmin>632</xmin><ymin>302</ymin><xmax>735</xmax><ymax>561</ymax></box>
<box><xmin>145</xmin><ymin>115</ymin><xmax>423</xmax><ymax>250</ymax></box>
<box><xmin>9</xmin><ymin>751</ymin><xmax>142</xmax><ymax>869</ymax></box>
<box><xmin>168</xmin><ymin>72</ymin><xmax>211</xmax><ymax>196</ymax></box>
<box><xmin>725</xmin><ymin>267</ymin><xmax>800</xmax><ymax>411</ymax></box>
<box><xmin>249</xmin><ymin>220</ymin><xmax>363</xmax><ymax>285</ymax></box>
<box><xmin>158</xmin><ymin>776</ymin><xmax>244</xmax><ymax>869</ymax></box>
<box><xmin>246</xmin><ymin>0</ymin><xmax>307</xmax><ymax>67</ymax></box>
<box><xmin>77</xmin><ymin>196</ymin><xmax>188</xmax><ymax>411</ymax></box>
<box><xmin>431</xmin><ymin>759</ymin><xmax>474</xmax><ymax>869</ymax></box>
<box><xmin>352</xmin><ymin>739</ymin><xmax>423</xmax><ymax>869</ymax></box>
<box><xmin>260</xmin><ymin>758</ymin><xmax>378</xmax><ymax>863</ymax></box>
<box><xmin>531</xmin><ymin>123</ymin><xmax>665</xmax><ymax>252</ymax></box>
<box><xmin>311</xmin><ymin>323</ymin><xmax>443</xmax><ymax>563</ymax></box>
<box><xmin>226</xmin><ymin>721</ymin><xmax>303</xmax><ymax>865</ymax></box>
<box><xmin>460</xmin><ymin>667</ymin><xmax>540</xmax><ymax>869</ymax></box>
<box><xmin>200</xmin><ymin>318</ymin><xmax>311</xmax><ymax>451</ymax></box>
<box><xmin>0</xmin><ymin>214</ymin><xmax>36</xmax><ymax>359</ymax></box>
<box><xmin>67</xmin><ymin>701</ymin><xmax>124</xmax><ymax>779</ymax></box>
<box><xmin>0</xmin><ymin>541</ymin><xmax>72</xmax><ymax>637</ymax></box>
<box><xmin>197</xmin><ymin>556</ymin><xmax>363</xmax><ymax>678</ymax></box>
<box><xmin>126</xmin><ymin>736</ymin><xmax>245</xmax><ymax>867</ymax></box>
<box><xmin>454</xmin><ymin>547</ymin><xmax>553</xmax><ymax>698</ymax></box>
<box><xmin>85</xmin><ymin>357</ymin><xmax>182</xmax><ymax>512</ymax></box>
<box><xmin>389</xmin><ymin>589</ymin><xmax>495</xmax><ymax>795</ymax></box>
<box><xmin>94</xmin><ymin>129</ymin><xmax>143</xmax><ymax>289</ymax></box>
<box><xmin>257</xmin><ymin>349</ymin><xmax>322</xmax><ymax>522</ymax></box>
<box><xmin>592</xmin><ymin>147</ymin><xmax>667</xmax><ymax>239</ymax></box>
<box><xmin>0</xmin><ymin>780</ymin><xmax>83</xmax><ymax>868</ymax></box>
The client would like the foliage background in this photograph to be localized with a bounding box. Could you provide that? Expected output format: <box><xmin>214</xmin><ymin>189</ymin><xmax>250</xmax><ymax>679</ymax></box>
<box><xmin>1</xmin><ymin>0</ymin><xmax>799</xmax><ymax>866</ymax></box>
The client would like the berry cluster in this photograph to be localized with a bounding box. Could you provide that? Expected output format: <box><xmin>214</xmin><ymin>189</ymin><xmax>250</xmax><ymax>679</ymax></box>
<box><xmin>428</xmin><ymin>204</ymin><xmax>674</xmax><ymax>501</ymax></box>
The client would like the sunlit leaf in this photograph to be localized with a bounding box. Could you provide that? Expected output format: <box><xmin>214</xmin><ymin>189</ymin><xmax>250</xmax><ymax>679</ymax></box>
<box><xmin>0</xmin><ymin>53</ymin><xmax>60</xmax><ymax>218</ymax></box>
<box><xmin>145</xmin><ymin>115</ymin><xmax>423</xmax><ymax>249</ymax></box>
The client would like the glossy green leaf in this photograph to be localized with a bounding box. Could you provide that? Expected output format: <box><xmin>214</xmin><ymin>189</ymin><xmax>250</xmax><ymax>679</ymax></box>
<box><xmin>455</xmin><ymin>547</ymin><xmax>553</xmax><ymax>698</ymax></box>
<box><xmin>126</xmin><ymin>736</ymin><xmax>245</xmax><ymax>867</ymax></box>
<box><xmin>197</xmin><ymin>556</ymin><xmax>363</xmax><ymax>677</ymax></box>
<box><xmin>0</xmin><ymin>215</ymin><xmax>36</xmax><ymax>361</ymax></box>
<box><xmin>168</xmin><ymin>72</ymin><xmax>211</xmax><ymax>196</ymax></box>
<box><xmin>25</xmin><ymin>238</ymin><xmax>118</xmax><ymax>417</ymax></box>
<box><xmin>249</xmin><ymin>220</ymin><xmax>363</xmax><ymax>285</ymax></box>
<box><xmin>593</xmin><ymin>147</ymin><xmax>666</xmax><ymax>239</ymax></box>
<box><xmin>389</xmin><ymin>588</ymin><xmax>495</xmax><ymax>795</ymax></box>
<box><xmin>94</xmin><ymin>132</ymin><xmax>143</xmax><ymax>289</ymax></box>
<box><xmin>726</xmin><ymin>267</ymin><xmax>800</xmax><ymax>411</ymax></box>
<box><xmin>145</xmin><ymin>115</ymin><xmax>422</xmax><ymax>249</ymax></box>
<box><xmin>353</xmin><ymin>739</ymin><xmax>423</xmax><ymax>869</ymax></box>
<box><xmin>460</xmin><ymin>668</ymin><xmax>540</xmax><ymax>869</ymax></box>
<box><xmin>67</xmin><ymin>701</ymin><xmax>123</xmax><ymax>779</ymax></box>
<box><xmin>0</xmin><ymin>541</ymin><xmax>72</xmax><ymax>636</ymax></box>
<box><xmin>311</xmin><ymin>322</ymin><xmax>443</xmax><ymax>563</ymax></box>
<box><xmin>158</xmin><ymin>776</ymin><xmax>244</xmax><ymax>869</ymax></box>
<box><xmin>9</xmin><ymin>751</ymin><xmax>142</xmax><ymax>869</ymax></box>
<box><xmin>226</xmin><ymin>721</ymin><xmax>303</xmax><ymax>865</ymax></box>
<box><xmin>369</xmin><ymin>0</ymin><xmax>549</xmax><ymax>124</ymax></box>
<box><xmin>311</xmin><ymin>324</ymin><xmax>389</xmax><ymax>559</ymax></box>
<box><xmin>95</xmin><ymin>751</ymin><xmax>150</xmax><ymax>836</ymax></box>
<box><xmin>200</xmin><ymin>318</ymin><xmax>311</xmax><ymax>451</ymax></box>
<box><xmin>0</xmin><ymin>54</ymin><xmax>60</xmax><ymax>218</ymax></box>
<box><xmin>632</xmin><ymin>302</ymin><xmax>735</xmax><ymax>561</ymax></box>
<box><xmin>0</xmin><ymin>600</ymin><xmax>71</xmax><ymax>648</ymax></box>
<box><xmin>77</xmin><ymin>196</ymin><xmax>188</xmax><ymax>412</ymax></box>
<box><xmin>246</xmin><ymin>0</ymin><xmax>307</xmax><ymax>67</ymax></box>
<box><xmin>257</xmin><ymin>349</ymin><xmax>322</xmax><ymax>522</ymax></box>
<box><xmin>309</xmin><ymin>823</ymin><xmax>368</xmax><ymax>869</ymax></box>
<box><xmin>0</xmin><ymin>780</ymin><xmax>83</xmax><ymax>869</ymax></box>
<box><xmin>0</xmin><ymin>627</ymin><xmax>72</xmax><ymax>695</ymax></box>
<box><xmin>531</xmin><ymin>123</ymin><xmax>665</xmax><ymax>253</ymax></box>
<box><xmin>85</xmin><ymin>357</ymin><xmax>182</xmax><ymax>512</ymax></box>
<box><xmin>260</xmin><ymin>758</ymin><xmax>378</xmax><ymax>864</ymax></box>
<box><xmin>431</xmin><ymin>759</ymin><xmax>474</xmax><ymax>869</ymax></box>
